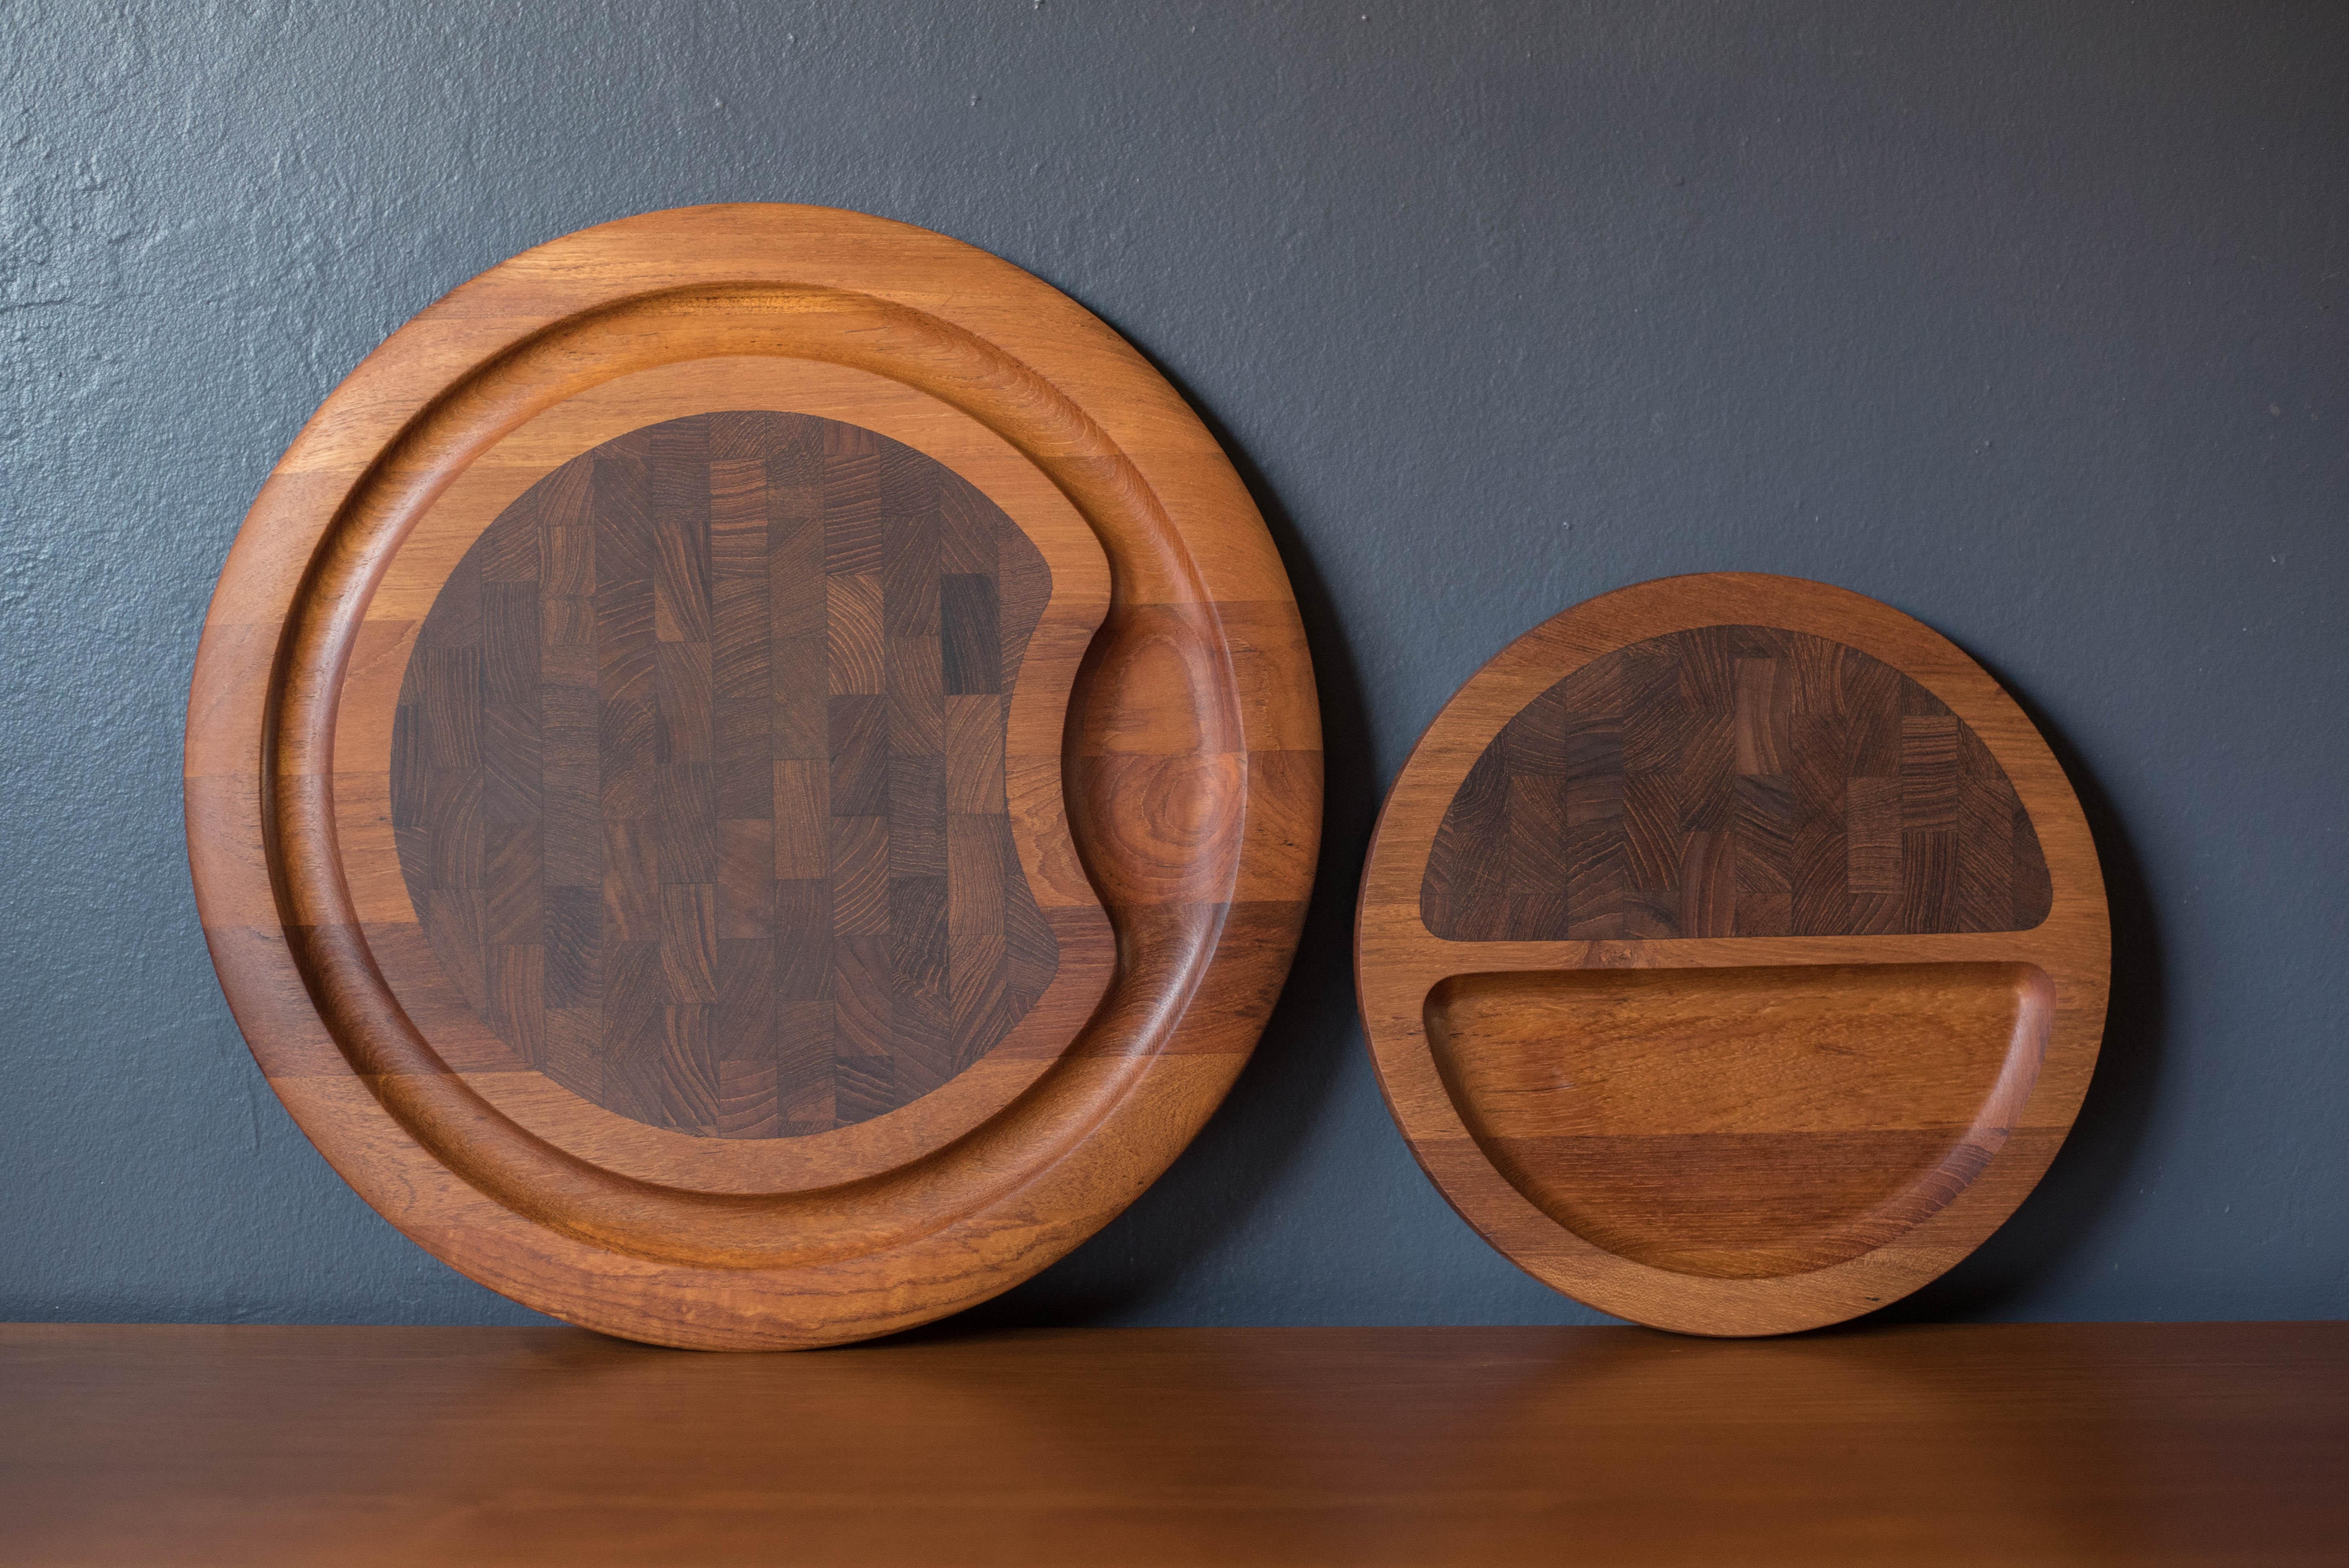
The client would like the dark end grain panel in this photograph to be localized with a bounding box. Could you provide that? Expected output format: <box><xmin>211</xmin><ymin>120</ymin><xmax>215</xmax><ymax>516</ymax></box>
<box><xmin>1422</xmin><ymin>625</ymin><xmax>2052</xmax><ymax>942</ymax></box>
<box><xmin>393</xmin><ymin>412</ymin><xmax>1057</xmax><ymax>1139</ymax></box>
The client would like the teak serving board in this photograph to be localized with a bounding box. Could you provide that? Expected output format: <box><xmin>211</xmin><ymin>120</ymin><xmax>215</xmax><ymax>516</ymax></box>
<box><xmin>1357</xmin><ymin>574</ymin><xmax>2107</xmax><ymax>1335</ymax></box>
<box><xmin>186</xmin><ymin>204</ymin><xmax>1322</xmax><ymax>1349</ymax></box>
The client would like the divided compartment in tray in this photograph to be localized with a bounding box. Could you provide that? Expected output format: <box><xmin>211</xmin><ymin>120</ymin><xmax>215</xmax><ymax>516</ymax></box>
<box><xmin>1424</xmin><ymin>962</ymin><xmax>2053</xmax><ymax>1281</ymax></box>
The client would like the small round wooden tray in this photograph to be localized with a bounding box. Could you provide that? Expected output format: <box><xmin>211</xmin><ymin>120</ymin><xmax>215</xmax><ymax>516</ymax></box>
<box><xmin>186</xmin><ymin>205</ymin><xmax>1321</xmax><ymax>1349</ymax></box>
<box><xmin>1357</xmin><ymin>574</ymin><xmax>2107</xmax><ymax>1335</ymax></box>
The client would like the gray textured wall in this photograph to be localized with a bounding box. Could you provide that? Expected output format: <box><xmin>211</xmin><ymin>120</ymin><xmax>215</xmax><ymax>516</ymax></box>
<box><xmin>4</xmin><ymin>2</ymin><xmax>2342</xmax><ymax>1330</ymax></box>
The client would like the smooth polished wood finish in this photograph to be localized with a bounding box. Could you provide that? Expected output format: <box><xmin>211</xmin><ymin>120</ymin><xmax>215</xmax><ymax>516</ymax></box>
<box><xmin>6</xmin><ymin>1323</ymin><xmax>2341</xmax><ymax>1568</ymax></box>
<box><xmin>1361</xmin><ymin>575</ymin><xmax>2108</xmax><ymax>1335</ymax></box>
<box><xmin>1428</xmin><ymin>963</ymin><xmax>2053</xmax><ymax>1280</ymax></box>
<box><xmin>185</xmin><ymin>205</ymin><xmax>1323</xmax><ymax>1348</ymax></box>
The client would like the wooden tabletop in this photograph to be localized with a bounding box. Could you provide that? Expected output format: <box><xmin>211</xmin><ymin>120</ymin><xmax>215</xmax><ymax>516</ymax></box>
<box><xmin>5</xmin><ymin>1322</ymin><xmax>2340</xmax><ymax>1566</ymax></box>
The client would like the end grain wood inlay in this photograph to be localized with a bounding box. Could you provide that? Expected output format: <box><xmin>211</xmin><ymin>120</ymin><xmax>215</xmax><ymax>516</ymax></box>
<box><xmin>1358</xmin><ymin>575</ymin><xmax>2107</xmax><ymax>1337</ymax></box>
<box><xmin>391</xmin><ymin>413</ymin><xmax>1058</xmax><ymax>1138</ymax></box>
<box><xmin>185</xmin><ymin>204</ymin><xmax>1322</xmax><ymax>1349</ymax></box>
<box><xmin>1420</xmin><ymin>626</ymin><xmax>2053</xmax><ymax>943</ymax></box>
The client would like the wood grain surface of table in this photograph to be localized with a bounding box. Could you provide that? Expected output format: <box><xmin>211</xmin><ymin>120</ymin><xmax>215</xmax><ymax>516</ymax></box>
<box><xmin>3</xmin><ymin>1322</ymin><xmax>2340</xmax><ymax>1567</ymax></box>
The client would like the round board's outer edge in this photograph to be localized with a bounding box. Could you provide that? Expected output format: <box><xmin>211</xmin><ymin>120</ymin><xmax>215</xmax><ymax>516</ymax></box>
<box><xmin>1355</xmin><ymin>572</ymin><xmax>2110</xmax><ymax>1336</ymax></box>
<box><xmin>186</xmin><ymin>204</ymin><xmax>1324</xmax><ymax>1349</ymax></box>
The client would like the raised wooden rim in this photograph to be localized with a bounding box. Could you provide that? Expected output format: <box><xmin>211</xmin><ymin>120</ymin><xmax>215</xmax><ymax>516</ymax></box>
<box><xmin>187</xmin><ymin>205</ymin><xmax>1322</xmax><ymax>1348</ymax></box>
<box><xmin>1356</xmin><ymin>573</ymin><xmax>2109</xmax><ymax>1335</ymax></box>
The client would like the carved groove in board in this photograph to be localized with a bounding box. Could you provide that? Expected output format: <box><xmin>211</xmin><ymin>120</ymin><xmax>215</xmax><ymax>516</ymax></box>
<box><xmin>391</xmin><ymin>411</ymin><xmax>1057</xmax><ymax>1138</ymax></box>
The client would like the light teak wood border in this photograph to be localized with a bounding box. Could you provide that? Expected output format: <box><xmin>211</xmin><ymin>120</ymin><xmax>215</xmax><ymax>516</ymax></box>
<box><xmin>1356</xmin><ymin>574</ymin><xmax>2108</xmax><ymax>1335</ymax></box>
<box><xmin>187</xmin><ymin>204</ymin><xmax>1322</xmax><ymax>1349</ymax></box>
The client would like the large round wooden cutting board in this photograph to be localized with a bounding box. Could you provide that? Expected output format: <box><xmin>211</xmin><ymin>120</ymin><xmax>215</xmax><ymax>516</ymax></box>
<box><xmin>1357</xmin><ymin>574</ymin><xmax>2107</xmax><ymax>1335</ymax></box>
<box><xmin>186</xmin><ymin>205</ymin><xmax>1322</xmax><ymax>1349</ymax></box>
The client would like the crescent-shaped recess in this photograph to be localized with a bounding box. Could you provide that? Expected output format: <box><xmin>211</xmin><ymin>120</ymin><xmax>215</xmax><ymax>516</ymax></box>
<box><xmin>1357</xmin><ymin>574</ymin><xmax>2107</xmax><ymax>1335</ymax></box>
<box><xmin>186</xmin><ymin>204</ymin><xmax>1322</xmax><ymax>1349</ymax></box>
